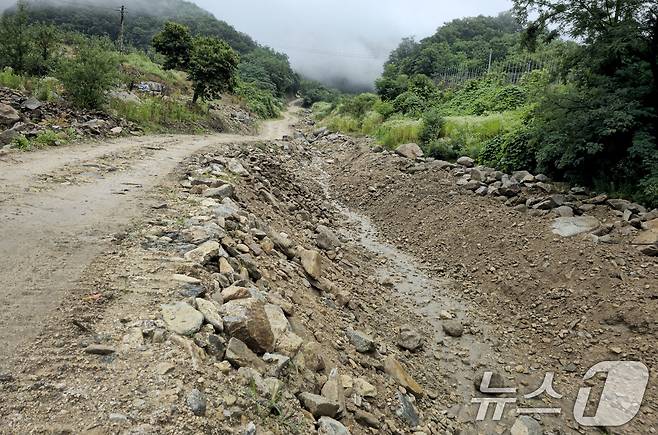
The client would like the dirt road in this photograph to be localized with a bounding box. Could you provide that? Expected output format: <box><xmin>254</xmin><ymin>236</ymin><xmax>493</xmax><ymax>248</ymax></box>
<box><xmin>0</xmin><ymin>110</ymin><xmax>297</xmax><ymax>370</ymax></box>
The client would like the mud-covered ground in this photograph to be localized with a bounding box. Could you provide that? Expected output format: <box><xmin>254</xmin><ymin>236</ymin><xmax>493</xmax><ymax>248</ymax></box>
<box><xmin>0</xmin><ymin>109</ymin><xmax>655</xmax><ymax>434</ymax></box>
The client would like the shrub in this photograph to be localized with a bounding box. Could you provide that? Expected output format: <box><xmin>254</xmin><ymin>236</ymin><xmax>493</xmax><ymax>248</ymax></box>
<box><xmin>419</xmin><ymin>109</ymin><xmax>444</xmax><ymax>145</ymax></box>
<box><xmin>338</xmin><ymin>93</ymin><xmax>379</xmax><ymax>119</ymax></box>
<box><xmin>311</xmin><ymin>102</ymin><xmax>334</xmax><ymax>120</ymax></box>
<box><xmin>0</xmin><ymin>67</ymin><xmax>26</xmax><ymax>89</ymax></box>
<box><xmin>57</xmin><ymin>38</ymin><xmax>120</xmax><ymax>109</ymax></box>
<box><xmin>392</xmin><ymin>91</ymin><xmax>425</xmax><ymax>116</ymax></box>
<box><xmin>235</xmin><ymin>80</ymin><xmax>281</xmax><ymax>119</ymax></box>
<box><xmin>12</xmin><ymin>134</ymin><xmax>30</xmax><ymax>150</ymax></box>
<box><xmin>424</xmin><ymin>138</ymin><xmax>461</xmax><ymax>160</ymax></box>
<box><xmin>479</xmin><ymin>130</ymin><xmax>536</xmax><ymax>173</ymax></box>
<box><xmin>32</xmin><ymin>76</ymin><xmax>61</xmax><ymax>101</ymax></box>
<box><xmin>373</xmin><ymin>100</ymin><xmax>395</xmax><ymax>119</ymax></box>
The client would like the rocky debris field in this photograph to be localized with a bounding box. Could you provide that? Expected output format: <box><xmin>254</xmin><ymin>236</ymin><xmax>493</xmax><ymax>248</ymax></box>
<box><xmin>0</xmin><ymin>86</ymin><xmax>134</xmax><ymax>148</ymax></box>
<box><xmin>312</xmin><ymin>124</ymin><xmax>657</xmax><ymax>433</ymax></box>
<box><xmin>0</xmin><ymin>110</ymin><xmax>656</xmax><ymax>435</ymax></box>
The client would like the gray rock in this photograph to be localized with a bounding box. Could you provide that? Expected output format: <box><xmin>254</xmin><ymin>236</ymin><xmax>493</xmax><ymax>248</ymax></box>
<box><xmin>161</xmin><ymin>302</ymin><xmax>204</xmax><ymax>336</ymax></box>
<box><xmin>203</xmin><ymin>184</ymin><xmax>234</xmax><ymax>199</ymax></box>
<box><xmin>298</xmin><ymin>392</ymin><xmax>340</xmax><ymax>418</ymax></box>
<box><xmin>22</xmin><ymin>97</ymin><xmax>43</xmax><ymax>111</ymax></box>
<box><xmin>187</xmin><ymin>388</ymin><xmax>207</xmax><ymax>416</ymax></box>
<box><xmin>321</xmin><ymin>368</ymin><xmax>346</xmax><ymax>414</ymax></box>
<box><xmin>184</xmin><ymin>240</ymin><xmax>220</xmax><ymax>264</ymax></box>
<box><xmin>510</xmin><ymin>415</ymin><xmax>542</xmax><ymax>435</ymax></box>
<box><xmin>222</xmin><ymin>298</ymin><xmax>275</xmax><ymax>354</ymax></box>
<box><xmin>316</xmin><ymin>225</ymin><xmax>341</xmax><ymax>251</ymax></box>
<box><xmin>214</xmin><ymin>197</ymin><xmax>241</xmax><ymax>220</ymax></box>
<box><xmin>442</xmin><ymin>320</ymin><xmax>464</xmax><ymax>337</ymax></box>
<box><xmin>195</xmin><ymin>298</ymin><xmax>224</xmax><ymax>332</ymax></box>
<box><xmin>355</xmin><ymin>410</ymin><xmax>380</xmax><ymax>428</ymax></box>
<box><xmin>551</xmin><ymin>216</ymin><xmax>601</xmax><ymax>237</ymax></box>
<box><xmin>317</xmin><ymin>417</ymin><xmax>351</xmax><ymax>435</ymax></box>
<box><xmin>457</xmin><ymin>156</ymin><xmax>474</xmax><ymax>167</ymax></box>
<box><xmin>395</xmin><ymin>143</ymin><xmax>423</xmax><ymax>160</ymax></box>
<box><xmin>346</xmin><ymin>329</ymin><xmax>375</xmax><ymax>353</ymax></box>
<box><xmin>396</xmin><ymin>392</ymin><xmax>420</xmax><ymax>427</ymax></box>
<box><xmin>0</xmin><ymin>103</ymin><xmax>20</xmax><ymax>126</ymax></box>
<box><xmin>397</xmin><ymin>326</ymin><xmax>423</xmax><ymax>351</ymax></box>
<box><xmin>225</xmin><ymin>337</ymin><xmax>266</xmax><ymax>370</ymax></box>
<box><xmin>0</xmin><ymin>121</ymin><xmax>26</xmax><ymax>145</ymax></box>
<box><xmin>553</xmin><ymin>205</ymin><xmax>574</xmax><ymax>218</ymax></box>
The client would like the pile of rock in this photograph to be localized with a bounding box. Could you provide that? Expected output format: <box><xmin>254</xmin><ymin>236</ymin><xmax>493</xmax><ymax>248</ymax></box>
<box><xmin>140</xmin><ymin>146</ymin><xmax>432</xmax><ymax>434</ymax></box>
<box><xmin>389</xmin><ymin>143</ymin><xmax>658</xmax><ymax>257</ymax></box>
<box><xmin>208</xmin><ymin>101</ymin><xmax>256</xmax><ymax>135</ymax></box>
<box><xmin>0</xmin><ymin>86</ymin><xmax>132</xmax><ymax>148</ymax></box>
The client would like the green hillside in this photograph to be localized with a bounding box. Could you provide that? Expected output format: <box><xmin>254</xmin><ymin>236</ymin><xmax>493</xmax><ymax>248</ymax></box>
<box><xmin>11</xmin><ymin>0</ymin><xmax>256</xmax><ymax>53</ymax></box>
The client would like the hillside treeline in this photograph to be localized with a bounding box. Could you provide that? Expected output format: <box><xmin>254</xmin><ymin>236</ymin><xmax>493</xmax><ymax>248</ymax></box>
<box><xmin>315</xmin><ymin>3</ymin><xmax>657</xmax><ymax>206</ymax></box>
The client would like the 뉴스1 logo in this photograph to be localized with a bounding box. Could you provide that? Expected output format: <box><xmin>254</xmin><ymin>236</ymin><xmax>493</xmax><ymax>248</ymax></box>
<box><xmin>471</xmin><ymin>361</ymin><xmax>649</xmax><ymax>427</ymax></box>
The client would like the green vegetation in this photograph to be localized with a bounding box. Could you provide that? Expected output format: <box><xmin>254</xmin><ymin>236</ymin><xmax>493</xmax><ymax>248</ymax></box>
<box><xmin>109</xmin><ymin>97</ymin><xmax>204</xmax><ymax>132</ymax></box>
<box><xmin>14</xmin><ymin>0</ymin><xmax>257</xmax><ymax>53</ymax></box>
<box><xmin>57</xmin><ymin>37</ymin><xmax>121</xmax><ymax>109</ymax></box>
<box><xmin>12</xmin><ymin>128</ymin><xmax>77</xmax><ymax>150</ymax></box>
<box><xmin>314</xmin><ymin>4</ymin><xmax>657</xmax><ymax>206</ymax></box>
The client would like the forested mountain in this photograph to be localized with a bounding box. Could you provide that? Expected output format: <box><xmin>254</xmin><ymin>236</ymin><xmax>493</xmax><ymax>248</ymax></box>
<box><xmin>314</xmin><ymin>4</ymin><xmax>657</xmax><ymax>206</ymax></box>
<box><xmin>5</xmin><ymin>0</ymin><xmax>257</xmax><ymax>53</ymax></box>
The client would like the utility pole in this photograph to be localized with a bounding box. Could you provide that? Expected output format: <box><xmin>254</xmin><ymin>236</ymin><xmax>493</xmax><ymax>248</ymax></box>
<box><xmin>117</xmin><ymin>5</ymin><xmax>125</xmax><ymax>52</ymax></box>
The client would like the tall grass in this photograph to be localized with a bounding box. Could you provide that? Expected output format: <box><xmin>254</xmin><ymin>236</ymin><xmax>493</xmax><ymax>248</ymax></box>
<box><xmin>375</xmin><ymin>117</ymin><xmax>422</xmax><ymax>147</ymax></box>
<box><xmin>121</xmin><ymin>52</ymin><xmax>186</xmax><ymax>88</ymax></box>
<box><xmin>109</xmin><ymin>97</ymin><xmax>204</xmax><ymax>132</ymax></box>
<box><xmin>442</xmin><ymin>111</ymin><xmax>524</xmax><ymax>157</ymax></box>
<box><xmin>325</xmin><ymin>114</ymin><xmax>360</xmax><ymax>133</ymax></box>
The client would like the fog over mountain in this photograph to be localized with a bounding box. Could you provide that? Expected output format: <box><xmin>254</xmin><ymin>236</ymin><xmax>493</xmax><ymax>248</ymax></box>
<box><xmin>1</xmin><ymin>0</ymin><xmax>512</xmax><ymax>90</ymax></box>
<box><xmin>194</xmin><ymin>0</ymin><xmax>512</xmax><ymax>91</ymax></box>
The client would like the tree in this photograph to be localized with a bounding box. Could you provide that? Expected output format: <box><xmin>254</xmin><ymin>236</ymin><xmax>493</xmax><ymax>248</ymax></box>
<box><xmin>152</xmin><ymin>21</ymin><xmax>192</xmax><ymax>70</ymax></box>
<box><xmin>57</xmin><ymin>38</ymin><xmax>120</xmax><ymax>109</ymax></box>
<box><xmin>29</xmin><ymin>23</ymin><xmax>60</xmax><ymax>75</ymax></box>
<box><xmin>513</xmin><ymin>0</ymin><xmax>658</xmax><ymax>204</ymax></box>
<box><xmin>0</xmin><ymin>0</ymin><xmax>30</xmax><ymax>73</ymax></box>
<box><xmin>188</xmin><ymin>36</ymin><xmax>239</xmax><ymax>103</ymax></box>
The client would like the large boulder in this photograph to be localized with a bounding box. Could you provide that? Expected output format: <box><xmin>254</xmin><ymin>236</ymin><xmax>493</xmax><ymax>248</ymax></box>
<box><xmin>161</xmin><ymin>302</ymin><xmax>204</xmax><ymax>336</ymax></box>
<box><xmin>0</xmin><ymin>103</ymin><xmax>20</xmax><ymax>127</ymax></box>
<box><xmin>184</xmin><ymin>240</ymin><xmax>220</xmax><ymax>264</ymax></box>
<box><xmin>395</xmin><ymin>143</ymin><xmax>423</xmax><ymax>160</ymax></box>
<box><xmin>316</xmin><ymin>225</ymin><xmax>341</xmax><ymax>251</ymax></box>
<box><xmin>551</xmin><ymin>216</ymin><xmax>601</xmax><ymax>237</ymax></box>
<box><xmin>456</xmin><ymin>156</ymin><xmax>475</xmax><ymax>167</ymax></box>
<box><xmin>222</xmin><ymin>298</ymin><xmax>275</xmax><ymax>354</ymax></box>
<box><xmin>299</xmin><ymin>248</ymin><xmax>322</xmax><ymax>280</ymax></box>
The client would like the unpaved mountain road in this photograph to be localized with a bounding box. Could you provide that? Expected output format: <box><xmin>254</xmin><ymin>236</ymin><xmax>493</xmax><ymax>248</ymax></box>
<box><xmin>0</xmin><ymin>109</ymin><xmax>298</xmax><ymax>370</ymax></box>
